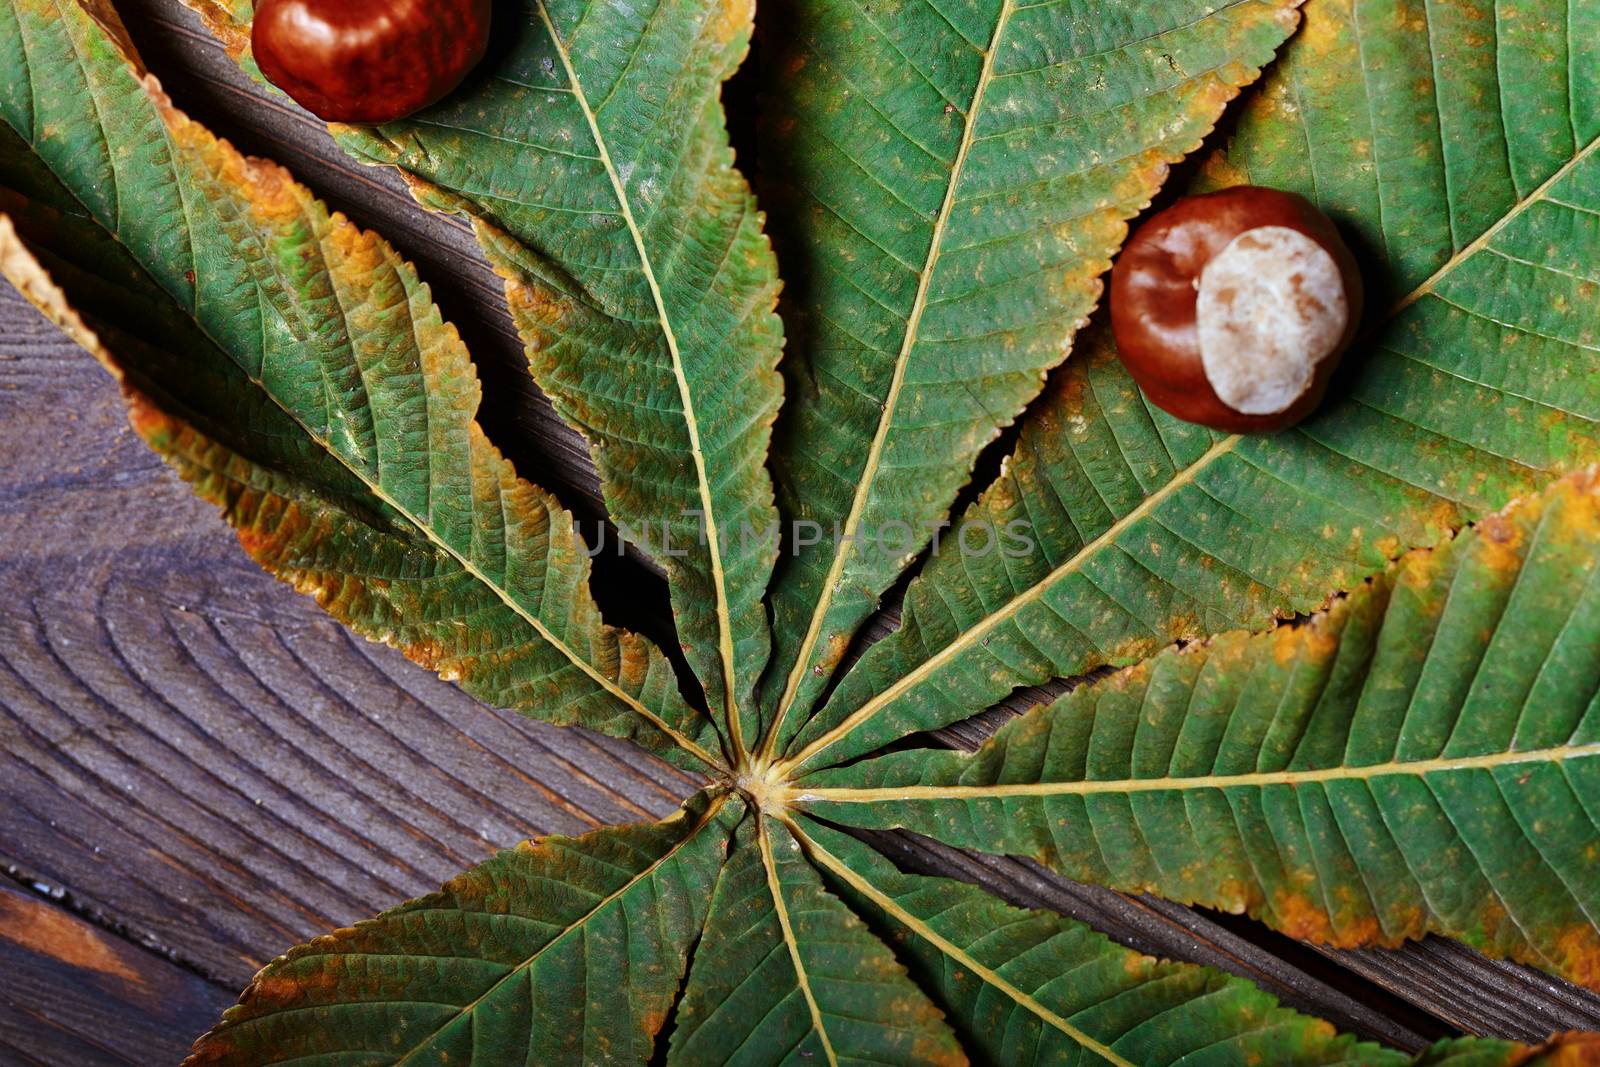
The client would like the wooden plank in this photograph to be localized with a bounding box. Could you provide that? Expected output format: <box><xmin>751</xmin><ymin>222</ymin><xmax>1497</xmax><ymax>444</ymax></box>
<box><xmin>111</xmin><ymin>0</ymin><xmax>669</xmax><ymax>587</ymax></box>
<box><xmin>14</xmin><ymin>272</ymin><xmax>1600</xmax><ymax>1056</ymax></box>
<box><xmin>114</xmin><ymin>0</ymin><xmax>605</xmax><ymax>516</ymax></box>
<box><xmin>0</xmin><ymin>880</ymin><xmax>233</xmax><ymax>1066</ymax></box>
<box><xmin>1315</xmin><ymin>939</ymin><xmax>1600</xmax><ymax>1045</ymax></box>
<box><xmin>862</xmin><ymin>829</ymin><xmax>1447</xmax><ymax>1053</ymax></box>
<box><xmin>0</xmin><ymin>280</ymin><xmax>696</xmax><ymax>989</ymax></box>
<box><xmin>1</xmin><ymin>0</ymin><xmax>1600</xmax><ymax>1056</ymax></box>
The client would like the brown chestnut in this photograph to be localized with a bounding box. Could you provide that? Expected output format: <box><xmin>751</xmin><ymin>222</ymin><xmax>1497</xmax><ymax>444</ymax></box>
<box><xmin>253</xmin><ymin>0</ymin><xmax>493</xmax><ymax>125</ymax></box>
<box><xmin>1109</xmin><ymin>186</ymin><xmax>1363</xmax><ymax>433</ymax></box>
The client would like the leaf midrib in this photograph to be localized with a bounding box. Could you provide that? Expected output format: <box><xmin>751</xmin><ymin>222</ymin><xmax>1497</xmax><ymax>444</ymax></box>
<box><xmin>388</xmin><ymin>798</ymin><xmax>727</xmax><ymax>1066</ymax></box>
<box><xmin>776</xmin><ymin>434</ymin><xmax>1237</xmax><ymax>772</ymax></box>
<box><xmin>248</xmin><ymin>297</ymin><xmax>721</xmax><ymax>768</ymax></box>
<box><xmin>759</xmin><ymin>818</ymin><xmax>841</xmax><ymax>1067</ymax></box>
<box><xmin>0</xmin><ymin>50</ymin><xmax>723</xmax><ymax>771</ymax></box>
<box><xmin>783</xmin><ymin>130</ymin><xmax>1600</xmax><ymax>774</ymax></box>
<box><xmin>788</xmin><ymin>815</ymin><xmax>1139</xmax><ymax>1067</ymax></box>
<box><xmin>229</xmin><ymin>321</ymin><xmax>721</xmax><ymax>768</ymax></box>
<box><xmin>533</xmin><ymin>1</ymin><xmax>745</xmax><ymax>754</ymax></box>
<box><xmin>763</xmin><ymin>0</ymin><xmax>1020</xmax><ymax>753</ymax></box>
<box><xmin>793</xmin><ymin>739</ymin><xmax>1600</xmax><ymax>802</ymax></box>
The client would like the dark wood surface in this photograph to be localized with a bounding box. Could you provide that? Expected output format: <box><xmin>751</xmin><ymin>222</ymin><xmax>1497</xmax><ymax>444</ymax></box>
<box><xmin>4</xmin><ymin>2</ymin><xmax>1600</xmax><ymax>1063</ymax></box>
<box><xmin>0</xmin><ymin>881</ymin><xmax>232</xmax><ymax>1066</ymax></box>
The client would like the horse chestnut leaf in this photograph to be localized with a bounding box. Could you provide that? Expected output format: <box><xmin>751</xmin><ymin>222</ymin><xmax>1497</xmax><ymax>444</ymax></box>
<box><xmin>1109</xmin><ymin>186</ymin><xmax>1363</xmax><ymax>434</ymax></box>
<box><xmin>252</xmin><ymin>0</ymin><xmax>493</xmax><ymax>124</ymax></box>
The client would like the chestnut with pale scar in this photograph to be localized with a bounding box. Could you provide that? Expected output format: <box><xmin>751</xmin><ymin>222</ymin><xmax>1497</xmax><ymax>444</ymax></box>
<box><xmin>12</xmin><ymin>0</ymin><xmax>1600</xmax><ymax>1059</ymax></box>
<box><xmin>1109</xmin><ymin>186</ymin><xmax>1363</xmax><ymax>433</ymax></box>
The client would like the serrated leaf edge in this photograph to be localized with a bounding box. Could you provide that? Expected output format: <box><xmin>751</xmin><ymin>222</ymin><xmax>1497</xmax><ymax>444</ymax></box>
<box><xmin>533</xmin><ymin>0</ymin><xmax>747</xmax><ymax>754</ymax></box>
<box><xmin>182</xmin><ymin>793</ymin><xmax>733</xmax><ymax>1065</ymax></box>
<box><xmin>758</xmin><ymin>0</ymin><xmax>1026</xmax><ymax>754</ymax></box>
<box><xmin>781</xmin><ymin>128</ymin><xmax>1600</xmax><ymax>776</ymax></box>
<box><xmin>785</xmin><ymin>813</ymin><xmax>1140</xmax><ymax>1067</ymax></box>
<box><xmin>0</xmin><ymin>14</ymin><xmax>722</xmax><ymax>770</ymax></box>
<box><xmin>758</xmin><ymin>815</ymin><xmax>842</xmax><ymax>1066</ymax></box>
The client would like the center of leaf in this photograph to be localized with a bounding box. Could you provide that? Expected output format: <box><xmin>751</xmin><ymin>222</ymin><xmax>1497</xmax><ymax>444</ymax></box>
<box><xmin>731</xmin><ymin>756</ymin><xmax>791</xmax><ymax>812</ymax></box>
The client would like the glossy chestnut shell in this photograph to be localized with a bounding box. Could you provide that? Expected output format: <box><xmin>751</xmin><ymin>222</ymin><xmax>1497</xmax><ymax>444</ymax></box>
<box><xmin>1109</xmin><ymin>186</ymin><xmax>1363</xmax><ymax>434</ymax></box>
<box><xmin>253</xmin><ymin>0</ymin><xmax>494</xmax><ymax>125</ymax></box>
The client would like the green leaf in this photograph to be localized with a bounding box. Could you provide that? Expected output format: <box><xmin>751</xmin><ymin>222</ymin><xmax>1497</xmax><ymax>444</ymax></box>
<box><xmin>669</xmin><ymin>811</ymin><xmax>962</xmax><ymax>1065</ymax></box>
<box><xmin>183</xmin><ymin>0</ymin><xmax>787</xmax><ymax>753</ymax></box>
<box><xmin>799</xmin><ymin>469</ymin><xmax>1600</xmax><ymax>988</ymax></box>
<box><xmin>17</xmin><ymin>0</ymin><xmax>1600</xmax><ymax>1060</ymax></box>
<box><xmin>1416</xmin><ymin>1036</ymin><xmax>1600</xmax><ymax>1067</ymax></box>
<box><xmin>754</xmin><ymin>0</ymin><xmax>1307</xmax><ymax>754</ymax></box>
<box><xmin>786</xmin><ymin>0</ymin><xmax>1600</xmax><ymax>773</ymax></box>
<box><xmin>791</xmin><ymin>818</ymin><xmax>1587</xmax><ymax>1067</ymax></box>
<box><xmin>0</xmin><ymin>0</ymin><xmax>721</xmax><ymax>770</ymax></box>
<box><xmin>185</xmin><ymin>794</ymin><xmax>739</xmax><ymax>1065</ymax></box>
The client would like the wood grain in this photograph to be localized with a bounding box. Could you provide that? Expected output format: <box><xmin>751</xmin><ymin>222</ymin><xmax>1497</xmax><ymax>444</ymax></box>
<box><xmin>0</xmin><ymin>881</ymin><xmax>232</xmax><ymax>1066</ymax></box>
<box><xmin>0</xmin><ymin>280</ymin><xmax>696</xmax><ymax>988</ymax></box>
<box><xmin>2</xmin><ymin>0</ymin><xmax>1600</xmax><ymax>1060</ymax></box>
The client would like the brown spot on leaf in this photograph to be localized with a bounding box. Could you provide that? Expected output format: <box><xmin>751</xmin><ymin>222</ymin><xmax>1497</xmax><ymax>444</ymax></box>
<box><xmin>640</xmin><ymin>1004</ymin><xmax>671</xmax><ymax>1041</ymax></box>
<box><xmin>503</xmin><ymin>272</ymin><xmax>573</xmax><ymax>342</ymax></box>
<box><xmin>236</xmin><ymin>523</ymin><xmax>286</xmax><ymax>561</ymax></box>
<box><xmin>1330</xmin><ymin>912</ymin><xmax>1381</xmax><ymax>949</ymax></box>
<box><xmin>1297</xmin><ymin>2</ymin><xmax>1345</xmax><ymax>59</ymax></box>
<box><xmin>124</xmin><ymin>391</ymin><xmax>178</xmax><ymax>446</ymax></box>
<box><xmin>1475</xmin><ymin>512</ymin><xmax>1527</xmax><ymax>576</ymax></box>
<box><xmin>1508</xmin><ymin>1032</ymin><xmax>1600</xmax><ymax>1066</ymax></box>
<box><xmin>910</xmin><ymin>1029</ymin><xmax>969</xmax><ymax>1067</ymax></box>
<box><xmin>1555</xmin><ymin>925</ymin><xmax>1600</xmax><ymax>990</ymax></box>
<box><xmin>404</xmin><ymin>638</ymin><xmax>450</xmax><ymax>672</ymax></box>
<box><xmin>1548</xmin><ymin>471</ymin><xmax>1600</xmax><ymax>543</ymax></box>
<box><xmin>1195</xmin><ymin>147</ymin><xmax>1251</xmax><ymax>193</ymax></box>
<box><xmin>1271</xmin><ymin>617</ymin><xmax>1337</xmax><ymax>668</ymax></box>
<box><xmin>1271</xmin><ymin>889</ymin><xmax>1334</xmax><ymax>943</ymax></box>
<box><xmin>709</xmin><ymin>0</ymin><xmax>754</xmax><ymax>48</ymax></box>
<box><xmin>246</xmin><ymin>961</ymin><xmax>340</xmax><ymax>1008</ymax></box>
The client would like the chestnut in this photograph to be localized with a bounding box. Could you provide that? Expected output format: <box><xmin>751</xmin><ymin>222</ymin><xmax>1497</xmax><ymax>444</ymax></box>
<box><xmin>1109</xmin><ymin>186</ymin><xmax>1363</xmax><ymax>433</ymax></box>
<box><xmin>252</xmin><ymin>0</ymin><xmax>493</xmax><ymax>125</ymax></box>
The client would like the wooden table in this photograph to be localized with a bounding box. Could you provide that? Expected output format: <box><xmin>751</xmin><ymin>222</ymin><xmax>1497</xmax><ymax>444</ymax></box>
<box><xmin>4</xmin><ymin>2</ymin><xmax>1600</xmax><ymax>1062</ymax></box>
